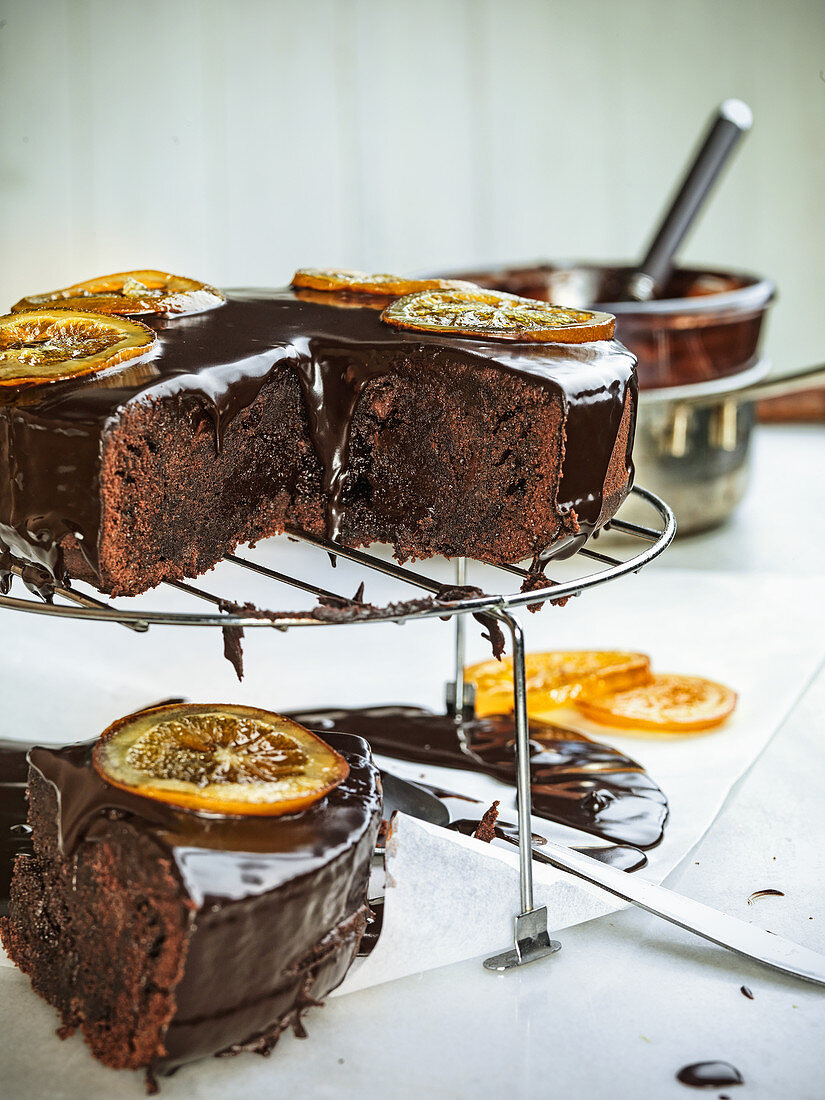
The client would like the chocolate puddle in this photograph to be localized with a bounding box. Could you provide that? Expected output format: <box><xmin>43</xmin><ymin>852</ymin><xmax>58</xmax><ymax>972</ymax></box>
<box><xmin>288</xmin><ymin>705</ymin><xmax>669</xmax><ymax>848</ymax></box>
<box><xmin>676</xmin><ymin>1062</ymin><xmax>744</xmax><ymax>1089</ymax></box>
<box><xmin>747</xmin><ymin>888</ymin><xmax>784</xmax><ymax>904</ymax></box>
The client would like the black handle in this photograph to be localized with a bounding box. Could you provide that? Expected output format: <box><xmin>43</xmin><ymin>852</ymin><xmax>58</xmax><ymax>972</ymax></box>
<box><xmin>629</xmin><ymin>99</ymin><xmax>752</xmax><ymax>302</ymax></box>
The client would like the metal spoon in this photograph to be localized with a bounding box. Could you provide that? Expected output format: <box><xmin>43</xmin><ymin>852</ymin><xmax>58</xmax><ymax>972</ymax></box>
<box><xmin>379</xmin><ymin>769</ymin><xmax>450</xmax><ymax>828</ymax></box>
<box><xmin>622</xmin><ymin>98</ymin><xmax>753</xmax><ymax>302</ymax></box>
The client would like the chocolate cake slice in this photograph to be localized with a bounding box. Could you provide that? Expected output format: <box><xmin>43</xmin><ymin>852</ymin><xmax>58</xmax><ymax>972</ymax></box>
<box><xmin>0</xmin><ymin>731</ymin><xmax>380</xmax><ymax>1082</ymax></box>
<box><xmin>0</xmin><ymin>289</ymin><xmax>636</xmax><ymax>596</ymax></box>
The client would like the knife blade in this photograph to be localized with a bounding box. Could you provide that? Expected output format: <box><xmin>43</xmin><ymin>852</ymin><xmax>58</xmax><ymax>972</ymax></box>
<box><xmin>526</xmin><ymin>838</ymin><xmax>825</xmax><ymax>987</ymax></box>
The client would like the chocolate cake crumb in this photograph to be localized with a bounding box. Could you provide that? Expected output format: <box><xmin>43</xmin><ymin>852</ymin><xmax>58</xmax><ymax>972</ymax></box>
<box><xmin>220</xmin><ymin>584</ymin><xmax>508</xmax><ymax>658</ymax></box>
<box><xmin>478</xmin><ymin>618</ymin><xmax>506</xmax><ymax>661</ymax></box>
<box><xmin>473</xmin><ymin>800</ymin><xmax>501</xmax><ymax>842</ymax></box>
<box><xmin>520</xmin><ymin>558</ymin><xmax>554</xmax><ymax>612</ymax></box>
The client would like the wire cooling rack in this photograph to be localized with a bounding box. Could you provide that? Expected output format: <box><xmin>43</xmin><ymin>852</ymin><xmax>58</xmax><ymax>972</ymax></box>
<box><xmin>0</xmin><ymin>485</ymin><xmax>674</xmax><ymax>632</ymax></box>
<box><xmin>0</xmin><ymin>483</ymin><xmax>675</xmax><ymax>971</ymax></box>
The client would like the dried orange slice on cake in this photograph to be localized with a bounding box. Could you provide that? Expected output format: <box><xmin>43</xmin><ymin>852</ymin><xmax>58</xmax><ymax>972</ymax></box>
<box><xmin>12</xmin><ymin>270</ymin><xmax>225</xmax><ymax>317</ymax></box>
<box><xmin>466</xmin><ymin>650</ymin><xmax>651</xmax><ymax>717</ymax></box>
<box><xmin>381</xmin><ymin>288</ymin><xmax>615</xmax><ymax>343</ymax></box>
<box><xmin>93</xmin><ymin>703</ymin><xmax>349</xmax><ymax>816</ymax></box>
<box><xmin>576</xmin><ymin>673</ymin><xmax>737</xmax><ymax>733</ymax></box>
<box><xmin>0</xmin><ymin>309</ymin><xmax>157</xmax><ymax>387</ymax></box>
<box><xmin>292</xmin><ymin>267</ymin><xmax>473</xmax><ymax>296</ymax></box>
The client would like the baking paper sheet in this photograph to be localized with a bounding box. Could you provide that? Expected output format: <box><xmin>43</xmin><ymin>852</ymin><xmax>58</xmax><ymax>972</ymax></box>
<box><xmin>1</xmin><ymin>563</ymin><xmax>824</xmax><ymax>1069</ymax></box>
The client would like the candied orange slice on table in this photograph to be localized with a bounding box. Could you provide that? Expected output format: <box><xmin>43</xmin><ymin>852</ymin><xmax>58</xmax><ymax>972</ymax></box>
<box><xmin>0</xmin><ymin>309</ymin><xmax>156</xmax><ymax>387</ymax></box>
<box><xmin>575</xmin><ymin>673</ymin><xmax>737</xmax><ymax>733</ymax></box>
<box><xmin>466</xmin><ymin>650</ymin><xmax>652</xmax><ymax>718</ymax></box>
<box><xmin>381</xmin><ymin>288</ymin><xmax>615</xmax><ymax>343</ymax></box>
<box><xmin>93</xmin><ymin>703</ymin><xmax>349</xmax><ymax>815</ymax></box>
<box><xmin>12</xmin><ymin>269</ymin><xmax>225</xmax><ymax>317</ymax></box>
<box><xmin>291</xmin><ymin>267</ymin><xmax>474</xmax><ymax>296</ymax></box>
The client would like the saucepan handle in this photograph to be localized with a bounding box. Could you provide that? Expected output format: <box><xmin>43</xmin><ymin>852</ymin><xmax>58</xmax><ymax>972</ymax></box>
<box><xmin>730</xmin><ymin>362</ymin><xmax>825</xmax><ymax>403</ymax></box>
<box><xmin>680</xmin><ymin>362</ymin><xmax>825</xmax><ymax>409</ymax></box>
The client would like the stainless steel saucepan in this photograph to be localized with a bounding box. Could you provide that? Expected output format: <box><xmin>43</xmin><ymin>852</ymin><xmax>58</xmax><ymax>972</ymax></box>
<box><xmin>442</xmin><ymin>260</ymin><xmax>823</xmax><ymax>533</ymax></box>
<box><xmin>629</xmin><ymin>356</ymin><xmax>825</xmax><ymax>532</ymax></box>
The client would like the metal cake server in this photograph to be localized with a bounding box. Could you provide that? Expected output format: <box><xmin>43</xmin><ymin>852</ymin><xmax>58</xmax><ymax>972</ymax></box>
<box><xmin>379</xmin><ymin>769</ymin><xmax>450</xmax><ymax>828</ymax></box>
<box><xmin>521</xmin><ymin>838</ymin><xmax>825</xmax><ymax>987</ymax></box>
<box><xmin>380</xmin><ymin>770</ymin><xmax>825</xmax><ymax>987</ymax></box>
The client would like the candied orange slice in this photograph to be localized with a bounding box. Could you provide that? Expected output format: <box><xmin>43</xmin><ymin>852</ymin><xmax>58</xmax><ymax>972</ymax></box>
<box><xmin>382</xmin><ymin>288</ymin><xmax>615</xmax><ymax>343</ymax></box>
<box><xmin>291</xmin><ymin>267</ymin><xmax>473</xmax><ymax>296</ymax></box>
<box><xmin>12</xmin><ymin>269</ymin><xmax>225</xmax><ymax>317</ymax></box>
<box><xmin>0</xmin><ymin>309</ymin><xmax>157</xmax><ymax>387</ymax></box>
<box><xmin>466</xmin><ymin>651</ymin><xmax>651</xmax><ymax>717</ymax></box>
<box><xmin>93</xmin><ymin>703</ymin><xmax>349</xmax><ymax>816</ymax></box>
<box><xmin>575</xmin><ymin>673</ymin><xmax>737</xmax><ymax>733</ymax></box>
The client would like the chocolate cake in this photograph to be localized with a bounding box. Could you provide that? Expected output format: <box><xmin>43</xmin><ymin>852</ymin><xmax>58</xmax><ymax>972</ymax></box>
<box><xmin>0</xmin><ymin>731</ymin><xmax>380</xmax><ymax>1082</ymax></box>
<box><xmin>0</xmin><ymin>288</ymin><xmax>637</xmax><ymax>596</ymax></box>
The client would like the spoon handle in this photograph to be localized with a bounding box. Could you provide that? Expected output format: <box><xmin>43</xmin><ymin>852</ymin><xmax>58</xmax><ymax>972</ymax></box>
<box><xmin>628</xmin><ymin>99</ymin><xmax>752</xmax><ymax>302</ymax></box>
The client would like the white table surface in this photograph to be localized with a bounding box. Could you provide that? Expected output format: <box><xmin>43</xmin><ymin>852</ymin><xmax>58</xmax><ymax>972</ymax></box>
<box><xmin>2</xmin><ymin>423</ymin><xmax>824</xmax><ymax>1099</ymax></box>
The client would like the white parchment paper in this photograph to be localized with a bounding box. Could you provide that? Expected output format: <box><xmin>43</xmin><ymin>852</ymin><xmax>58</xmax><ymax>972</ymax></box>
<box><xmin>1</xmin><ymin>566</ymin><xmax>824</xmax><ymax>1049</ymax></box>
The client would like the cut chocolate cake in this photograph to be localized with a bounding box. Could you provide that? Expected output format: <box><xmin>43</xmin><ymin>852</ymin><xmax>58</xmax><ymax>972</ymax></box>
<box><xmin>0</xmin><ymin>281</ymin><xmax>636</xmax><ymax>596</ymax></box>
<box><xmin>0</xmin><ymin>728</ymin><xmax>380</xmax><ymax>1082</ymax></box>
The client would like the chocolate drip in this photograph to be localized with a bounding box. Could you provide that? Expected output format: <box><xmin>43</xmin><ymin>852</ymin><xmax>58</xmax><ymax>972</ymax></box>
<box><xmin>288</xmin><ymin>705</ymin><xmax>668</xmax><ymax>848</ymax></box>
<box><xmin>0</xmin><ymin>739</ymin><xmax>31</xmax><ymax>916</ymax></box>
<box><xmin>389</xmin><ymin>776</ymin><xmax>648</xmax><ymax>868</ymax></box>
<box><xmin>358</xmin><ymin>897</ymin><xmax>385</xmax><ymax>957</ymax></box>
<box><xmin>0</xmin><ymin>290</ymin><xmax>636</xmax><ymax>584</ymax></box>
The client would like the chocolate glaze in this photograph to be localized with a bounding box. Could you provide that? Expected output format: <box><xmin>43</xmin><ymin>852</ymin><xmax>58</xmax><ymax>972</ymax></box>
<box><xmin>0</xmin><ymin>289</ymin><xmax>636</xmax><ymax>583</ymax></box>
<box><xmin>288</xmin><ymin>705</ymin><xmax>668</xmax><ymax>848</ymax></box>
<box><xmin>23</xmin><ymin>733</ymin><xmax>379</xmax><ymax>906</ymax></box>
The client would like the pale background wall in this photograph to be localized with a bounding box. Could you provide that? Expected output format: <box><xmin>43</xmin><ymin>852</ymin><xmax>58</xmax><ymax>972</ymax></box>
<box><xmin>1</xmin><ymin>0</ymin><xmax>823</xmax><ymax>373</ymax></box>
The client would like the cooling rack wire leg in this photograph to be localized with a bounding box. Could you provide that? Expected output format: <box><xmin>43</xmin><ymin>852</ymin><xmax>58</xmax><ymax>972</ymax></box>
<box><xmin>483</xmin><ymin>610</ymin><xmax>562</xmax><ymax>972</ymax></box>
<box><xmin>445</xmin><ymin>557</ymin><xmax>476</xmax><ymax>723</ymax></box>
